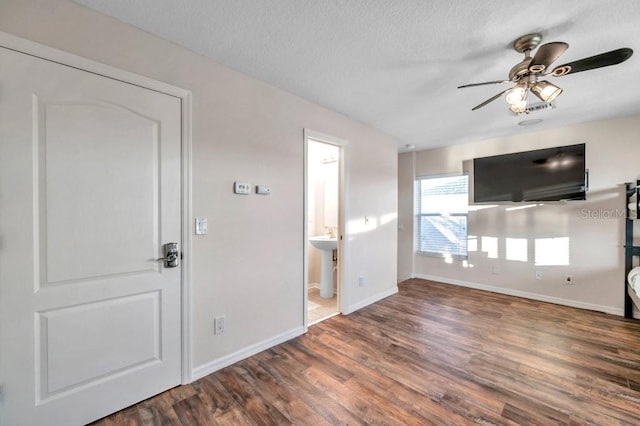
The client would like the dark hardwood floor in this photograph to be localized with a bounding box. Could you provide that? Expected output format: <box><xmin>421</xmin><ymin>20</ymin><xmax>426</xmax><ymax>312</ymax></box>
<box><xmin>92</xmin><ymin>279</ymin><xmax>640</xmax><ymax>425</ymax></box>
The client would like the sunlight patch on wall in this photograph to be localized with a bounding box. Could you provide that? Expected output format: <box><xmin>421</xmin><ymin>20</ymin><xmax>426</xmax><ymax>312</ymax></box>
<box><xmin>380</xmin><ymin>212</ymin><xmax>397</xmax><ymax>226</ymax></box>
<box><xmin>534</xmin><ymin>237</ymin><xmax>570</xmax><ymax>266</ymax></box>
<box><xmin>348</xmin><ymin>217</ymin><xmax>377</xmax><ymax>235</ymax></box>
<box><xmin>468</xmin><ymin>235</ymin><xmax>478</xmax><ymax>252</ymax></box>
<box><xmin>467</xmin><ymin>204</ymin><xmax>498</xmax><ymax>212</ymax></box>
<box><xmin>505</xmin><ymin>204</ymin><xmax>540</xmax><ymax>212</ymax></box>
<box><xmin>481</xmin><ymin>236</ymin><xmax>498</xmax><ymax>259</ymax></box>
<box><xmin>506</xmin><ymin>238</ymin><xmax>528</xmax><ymax>262</ymax></box>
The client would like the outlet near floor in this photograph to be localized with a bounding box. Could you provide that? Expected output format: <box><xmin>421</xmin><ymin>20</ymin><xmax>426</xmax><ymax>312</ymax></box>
<box><xmin>214</xmin><ymin>316</ymin><xmax>225</xmax><ymax>334</ymax></box>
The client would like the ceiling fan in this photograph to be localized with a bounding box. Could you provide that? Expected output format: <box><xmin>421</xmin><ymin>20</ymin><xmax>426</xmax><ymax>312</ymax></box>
<box><xmin>458</xmin><ymin>33</ymin><xmax>633</xmax><ymax>114</ymax></box>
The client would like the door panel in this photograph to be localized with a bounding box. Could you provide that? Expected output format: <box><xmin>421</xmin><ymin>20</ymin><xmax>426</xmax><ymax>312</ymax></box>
<box><xmin>37</xmin><ymin>291</ymin><xmax>161</xmax><ymax>399</ymax></box>
<box><xmin>39</xmin><ymin>99</ymin><xmax>161</xmax><ymax>284</ymax></box>
<box><xmin>0</xmin><ymin>46</ymin><xmax>182</xmax><ymax>425</ymax></box>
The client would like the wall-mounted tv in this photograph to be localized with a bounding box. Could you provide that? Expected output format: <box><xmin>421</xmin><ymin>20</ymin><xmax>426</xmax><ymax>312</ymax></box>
<box><xmin>473</xmin><ymin>143</ymin><xmax>586</xmax><ymax>203</ymax></box>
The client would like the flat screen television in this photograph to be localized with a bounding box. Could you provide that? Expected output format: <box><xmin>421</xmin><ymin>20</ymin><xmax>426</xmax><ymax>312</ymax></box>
<box><xmin>473</xmin><ymin>143</ymin><xmax>586</xmax><ymax>202</ymax></box>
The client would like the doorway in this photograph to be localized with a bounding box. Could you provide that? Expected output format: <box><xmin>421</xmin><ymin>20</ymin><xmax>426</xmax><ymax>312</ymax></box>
<box><xmin>304</xmin><ymin>130</ymin><xmax>348</xmax><ymax>327</ymax></box>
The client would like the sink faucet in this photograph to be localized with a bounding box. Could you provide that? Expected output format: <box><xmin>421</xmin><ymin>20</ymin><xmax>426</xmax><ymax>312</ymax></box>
<box><xmin>325</xmin><ymin>227</ymin><xmax>336</xmax><ymax>238</ymax></box>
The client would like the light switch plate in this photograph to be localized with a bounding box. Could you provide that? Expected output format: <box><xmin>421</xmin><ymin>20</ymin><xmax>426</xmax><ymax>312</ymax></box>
<box><xmin>195</xmin><ymin>218</ymin><xmax>207</xmax><ymax>235</ymax></box>
<box><xmin>234</xmin><ymin>181</ymin><xmax>251</xmax><ymax>194</ymax></box>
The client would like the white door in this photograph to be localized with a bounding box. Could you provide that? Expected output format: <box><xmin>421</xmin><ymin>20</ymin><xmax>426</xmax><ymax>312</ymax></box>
<box><xmin>0</xmin><ymin>46</ymin><xmax>183</xmax><ymax>425</ymax></box>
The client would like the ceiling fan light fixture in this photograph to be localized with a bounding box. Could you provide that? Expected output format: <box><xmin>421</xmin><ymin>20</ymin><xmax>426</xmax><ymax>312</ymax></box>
<box><xmin>509</xmin><ymin>101</ymin><xmax>528</xmax><ymax>114</ymax></box>
<box><xmin>459</xmin><ymin>33</ymin><xmax>632</xmax><ymax>113</ymax></box>
<box><xmin>505</xmin><ymin>84</ymin><xmax>527</xmax><ymax>105</ymax></box>
<box><xmin>532</xmin><ymin>81</ymin><xmax>563</xmax><ymax>103</ymax></box>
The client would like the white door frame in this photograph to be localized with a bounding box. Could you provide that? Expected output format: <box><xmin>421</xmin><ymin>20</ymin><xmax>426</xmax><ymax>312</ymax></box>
<box><xmin>303</xmin><ymin>129</ymin><xmax>349</xmax><ymax>330</ymax></box>
<box><xmin>0</xmin><ymin>31</ymin><xmax>194</xmax><ymax>384</ymax></box>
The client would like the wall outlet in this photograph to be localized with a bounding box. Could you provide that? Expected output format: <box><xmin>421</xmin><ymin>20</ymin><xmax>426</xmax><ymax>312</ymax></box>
<box><xmin>492</xmin><ymin>265</ymin><xmax>500</xmax><ymax>275</ymax></box>
<box><xmin>358</xmin><ymin>276</ymin><xmax>365</xmax><ymax>287</ymax></box>
<box><xmin>214</xmin><ymin>316</ymin><xmax>225</xmax><ymax>334</ymax></box>
<box><xmin>565</xmin><ymin>275</ymin><xmax>574</xmax><ymax>285</ymax></box>
<box><xmin>535</xmin><ymin>271</ymin><xmax>543</xmax><ymax>280</ymax></box>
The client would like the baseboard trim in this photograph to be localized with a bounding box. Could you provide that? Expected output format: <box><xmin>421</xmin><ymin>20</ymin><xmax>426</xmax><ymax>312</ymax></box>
<box><xmin>413</xmin><ymin>274</ymin><xmax>624</xmax><ymax>316</ymax></box>
<box><xmin>397</xmin><ymin>273</ymin><xmax>414</xmax><ymax>283</ymax></box>
<box><xmin>191</xmin><ymin>326</ymin><xmax>305</xmax><ymax>381</ymax></box>
<box><xmin>346</xmin><ymin>286</ymin><xmax>399</xmax><ymax>314</ymax></box>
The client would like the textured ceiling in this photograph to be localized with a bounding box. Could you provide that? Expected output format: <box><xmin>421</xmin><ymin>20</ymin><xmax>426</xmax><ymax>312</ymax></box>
<box><xmin>74</xmin><ymin>0</ymin><xmax>640</xmax><ymax>151</ymax></box>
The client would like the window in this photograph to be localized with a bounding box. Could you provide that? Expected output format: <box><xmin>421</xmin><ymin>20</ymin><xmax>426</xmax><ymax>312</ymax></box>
<box><xmin>416</xmin><ymin>174</ymin><xmax>468</xmax><ymax>257</ymax></box>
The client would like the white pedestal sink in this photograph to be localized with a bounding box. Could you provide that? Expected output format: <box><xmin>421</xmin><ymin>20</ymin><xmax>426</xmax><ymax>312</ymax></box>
<box><xmin>309</xmin><ymin>236</ymin><xmax>337</xmax><ymax>298</ymax></box>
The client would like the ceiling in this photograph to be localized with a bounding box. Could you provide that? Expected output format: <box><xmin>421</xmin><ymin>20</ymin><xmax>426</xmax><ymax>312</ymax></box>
<box><xmin>74</xmin><ymin>0</ymin><xmax>640</xmax><ymax>152</ymax></box>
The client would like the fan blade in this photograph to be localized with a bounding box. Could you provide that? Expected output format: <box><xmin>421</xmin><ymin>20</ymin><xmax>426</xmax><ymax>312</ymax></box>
<box><xmin>550</xmin><ymin>48</ymin><xmax>633</xmax><ymax>76</ymax></box>
<box><xmin>458</xmin><ymin>80</ymin><xmax>510</xmax><ymax>89</ymax></box>
<box><xmin>529</xmin><ymin>42</ymin><xmax>569</xmax><ymax>73</ymax></box>
<box><xmin>471</xmin><ymin>88</ymin><xmax>511</xmax><ymax>111</ymax></box>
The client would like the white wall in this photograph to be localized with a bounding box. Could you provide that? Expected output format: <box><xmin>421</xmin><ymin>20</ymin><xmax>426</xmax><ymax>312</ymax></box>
<box><xmin>1</xmin><ymin>0</ymin><xmax>398</xmax><ymax>376</ymax></box>
<box><xmin>399</xmin><ymin>114</ymin><xmax>640</xmax><ymax>315</ymax></box>
<box><xmin>397</xmin><ymin>152</ymin><xmax>415</xmax><ymax>282</ymax></box>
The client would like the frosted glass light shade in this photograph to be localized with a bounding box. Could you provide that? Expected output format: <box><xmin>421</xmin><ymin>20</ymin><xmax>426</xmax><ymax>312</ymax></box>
<box><xmin>505</xmin><ymin>85</ymin><xmax>527</xmax><ymax>105</ymax></box>
<box><xmin>532</xmin><ymin>81</ymin><xmax>562</xmax><ymax>102</ymax></box>
<box><xmin>509</xmin><ymin>101</ymin><xmax>528</xmax><ymax>114</ymax></box>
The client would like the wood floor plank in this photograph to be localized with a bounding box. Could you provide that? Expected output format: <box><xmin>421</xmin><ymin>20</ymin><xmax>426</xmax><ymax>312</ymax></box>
<box><xmin>172</xmin><ymin>394</ymin><xmax>212</xmax><ymax>426</ymax></box>
<box><xmin>301</xmin><ymin>330</ymin><xmax>472</xmax><ymax>425</ymax></box>
<box><xmin>256</xmin><ymin>347</ymin><xmax>367</xmax><ymax>425</ymax></box>
<box><xmin>191</xmin><ymin>375</ymin><xmax>236</xmax><ymax>417</ymax></box>
<box><xmin>93</xmin><ymin>279</ymin><xmax>640</xmax><ymax>425</ymax></box>
<box><xmin>95</xmin><ymin>405</ymin><xmax>142</xmax><ymax>426</ymax></box>
<box><xmin>280</xmin><ymin>338</ymin><xmax>355</xmax><ymax>384</ymax></box>
<box><xmin>191</xmin><ymin>375</ymin><xmax>257</xmax><ymax>425</ymax></box>
<box><xmin>239</xmin><ymin>356</ymin><xmax>329</xmax><ymax>425</ymax></box>
<box><xmin>215</xmin><ymin>365</ymin><xmax>292</xmax><ymax>425</ymax></box>
<box><xmin>501</xmin><ymin>401</ymin><xmax>570</xmax><ymax>425</ymax></box>
<box><xmin>302</xmin><ymin>365</ymin><xmax>417</xmax><ymax>426</ymax></box>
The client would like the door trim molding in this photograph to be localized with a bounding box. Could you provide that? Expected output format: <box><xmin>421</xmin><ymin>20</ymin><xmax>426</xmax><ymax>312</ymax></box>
<box><xmin>0</xmin><ymin>31</ymin><xmax>194</xmax><ymax>384</ymax></box>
